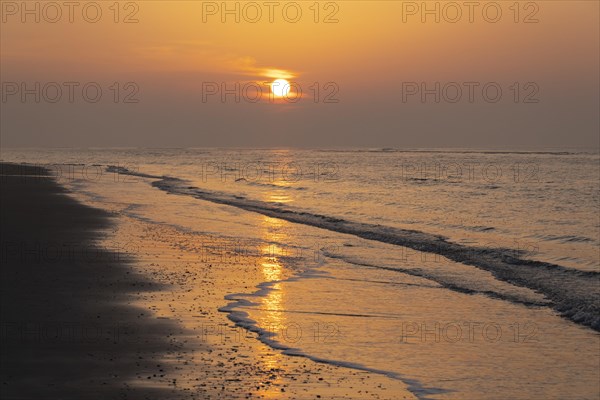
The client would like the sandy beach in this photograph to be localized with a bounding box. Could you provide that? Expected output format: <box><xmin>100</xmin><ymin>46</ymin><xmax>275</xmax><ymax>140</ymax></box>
<box><xmin>0</xmin><ymin>163</ymin><xmax>416</xmax><ymax>399</ymax></box>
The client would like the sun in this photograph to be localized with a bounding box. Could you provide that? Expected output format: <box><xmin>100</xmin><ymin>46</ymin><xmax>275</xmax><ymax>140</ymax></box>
<box><xmin>271</xmin><ymin>79</ymin><xmax>291</xmax><ymax>97</ymax></box>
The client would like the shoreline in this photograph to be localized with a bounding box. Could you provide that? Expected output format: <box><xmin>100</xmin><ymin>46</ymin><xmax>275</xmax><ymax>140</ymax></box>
<box><xmin>119</xmin><ymin>165</ymin><xmax>600</xmax><ymax>332</ymax></box>
<box><xmin>0</xmin><ymin>163</ymin><xmax>187</xmax><ymax>399</ymax></box>
<box><xmin>1</xmin><ymin>162</ymin><xmax>416</xmax><ymax>399</ymax></box>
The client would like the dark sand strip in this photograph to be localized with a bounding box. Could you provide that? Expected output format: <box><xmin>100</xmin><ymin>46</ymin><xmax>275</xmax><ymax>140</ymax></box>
<box><xmin>0</xmin><ymin>163</ymin><xmax>188</xmax><ymax>399</ymax></box>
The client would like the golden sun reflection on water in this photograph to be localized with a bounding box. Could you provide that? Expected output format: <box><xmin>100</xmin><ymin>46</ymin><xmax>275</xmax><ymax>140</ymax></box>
<box><xmin>261</xmin><ymin>261</ymin><xmax>282</xmax><ymax>282</ymax></box>
<box><xmin>265</xmin><ymin>191</ymin><xmax>293</xmax><ymax>204</ymax></box>
<box><xmin>258</xmin><ymin>215</ymin><xmax>290</xmax><ymax>393</ymax></box>
<box><xmin>260</xmin><ymin>215</ymin><xmax>286</xmax><ymax>320</ymax></box>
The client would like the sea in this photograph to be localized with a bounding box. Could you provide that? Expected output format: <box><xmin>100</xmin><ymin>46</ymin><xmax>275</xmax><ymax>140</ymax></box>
<box><xmin>2</xmin><ymin>148</ymin><xmax>599</xmax><ymax>399</ymax></box>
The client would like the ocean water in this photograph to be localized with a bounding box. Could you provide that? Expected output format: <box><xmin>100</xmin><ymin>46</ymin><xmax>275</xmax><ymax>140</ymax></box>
<box><xmin>2</xmin><ymin>148</ymin><xmax>599</xmax><ymax>399</ymax></box>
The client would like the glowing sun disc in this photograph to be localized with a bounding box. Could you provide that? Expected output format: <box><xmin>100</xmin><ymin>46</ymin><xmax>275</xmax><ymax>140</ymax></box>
<box><xmin>271</xmin><ymin>79</ymin><xmax>291</xmax><ymax>97</ymax></box>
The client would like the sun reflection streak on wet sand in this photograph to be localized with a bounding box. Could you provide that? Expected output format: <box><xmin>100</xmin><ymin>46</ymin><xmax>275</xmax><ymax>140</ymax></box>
<box><xmin>258</xmin><ymin>214</ymin><xmax>290</xmax><ymax>396</ymax></box>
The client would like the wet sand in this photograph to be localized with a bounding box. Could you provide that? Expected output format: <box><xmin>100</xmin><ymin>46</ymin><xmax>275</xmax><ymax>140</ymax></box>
<box><xmin>1</xmin><ymin>163</ymin><xmax>189</xmax><ymax>399</ymax></box>
<box><xmin>1</xmin><ymin>163</ymin><xmax>415</xmax><ymax>399</ymax></box>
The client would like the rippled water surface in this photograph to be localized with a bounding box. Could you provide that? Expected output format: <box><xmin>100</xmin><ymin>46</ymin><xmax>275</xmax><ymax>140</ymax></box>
<box><xmin>3</xmin><ymin>148</ymin><xmax>599</xmax><ymax>399</ymax></box>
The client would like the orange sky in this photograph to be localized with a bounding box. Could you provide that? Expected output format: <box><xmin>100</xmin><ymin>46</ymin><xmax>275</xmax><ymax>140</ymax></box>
<box><xmin>1</xmin><ymin>1</ymin><xmax>599</xmax><ymax>148</ymax></box>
